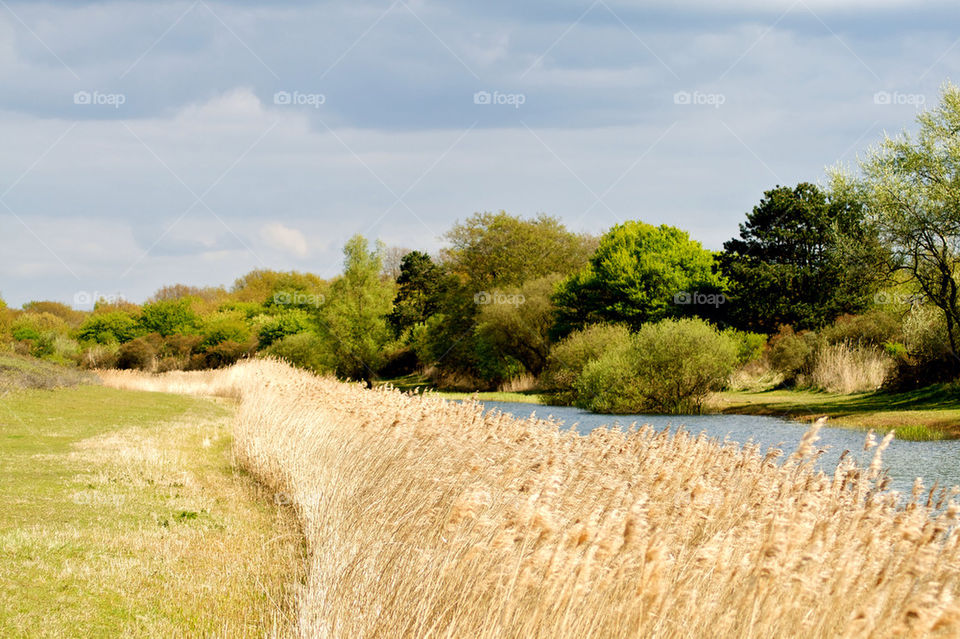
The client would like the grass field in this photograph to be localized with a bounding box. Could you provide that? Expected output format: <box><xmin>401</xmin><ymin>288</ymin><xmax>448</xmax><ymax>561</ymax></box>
<box><xmin>0</xmin><ymin>384</ymin><xmax>305</xmax><ymax>637</ymax></box>
<box><xmin>715</xmin><ymin>386</ymin><xmax>960</xmax><ymax>440</ymax></box>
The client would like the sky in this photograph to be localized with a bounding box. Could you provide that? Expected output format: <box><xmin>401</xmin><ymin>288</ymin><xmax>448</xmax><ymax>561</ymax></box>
<box><xmin>0</xmin><ymin>0</ymin><xmax>957</xmax><ymax>308</ymax></box>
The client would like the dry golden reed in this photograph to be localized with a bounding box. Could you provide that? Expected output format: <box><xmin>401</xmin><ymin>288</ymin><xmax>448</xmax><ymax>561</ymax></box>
<box><xmin>100</xmin><ymin>361</ymin><xmax>960</xmax><ymax>638</ymax></box>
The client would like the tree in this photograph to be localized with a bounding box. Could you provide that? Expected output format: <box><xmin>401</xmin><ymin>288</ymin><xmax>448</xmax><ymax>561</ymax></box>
<box><xmin>76</xmin><ymin>311</ymin><xmax>139</xmax><ymax>344</ymax></box>
<box><xmin>850</xmin><ymin>83</ymin><xmax>960</xmax><ymax>358</ymax></box>
<box><xmin>320</xmin><ymin>235</ymin><xmax>395</xmax><ymax>382</ymax></box>
<box><xmin>442</xmin><ymin>211</ymin><xmax>596</xmax><ymax>288</ymax></box>
<box><xmin>138</xmin><ymin>299</ymin><xmax>199</xmax><ymax>337</ymax></box>
<box><xmin>554</xmin><ymin>221</ymin><xmax>724</xmax><ymax>333</ymax></box>
<box><xmin>476</xmin><ymin>275</ymin><xmax>562</xmax><ymax>375</ymax></box>
<box><xmin>0</xmin><ymin>296</ymin><xmax>11</xmax><ymax>344</ymax></box>
<box><xmin>387</xmin><ymin>251</ymin><xmax>445</xmax><ymax>337</ymax></box>
<box><xmin>720</xmin><ymin>182</ymin><xmax>882</xmax><ymax>333</ymax></box>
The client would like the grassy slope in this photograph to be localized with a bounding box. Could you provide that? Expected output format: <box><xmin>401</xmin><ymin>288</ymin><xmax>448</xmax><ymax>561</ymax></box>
<box><xmin>714</xmin><ymin>386</ymin><xmax>960</xmax><ymax>439</ymax></box>
<box><xmin>0</xmin><ymin>353</ymin><xmax>97</xmax><ymax>392</ymax></box>
<box><xmin>0</xmin><ymin>385</ymin><xmax>305</xmax><ymax>637</ymax></box>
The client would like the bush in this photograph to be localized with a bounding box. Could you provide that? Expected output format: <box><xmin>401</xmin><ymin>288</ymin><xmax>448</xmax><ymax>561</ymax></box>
<box><xmin>257</xmin><ymin>310</ymin><xmax>313</xmax><ymax>348</ymax></box>
<box><xmin>573</xmin><ymin>349</ymin><xmax>646</xmax><ymax>413</ymax></box>
<box><xmin>198</xmin><ymin>339</ymin><xmax>250</xmax><ymax>369</ymax></box>
<box><xmin>138</xmin><ymin>299</ymin><xmax>199</xmax><ymax>337</ymax></box>
<box><xmin>540</xmin><ymin>324</ymin><xmax>633</xmax><ymax>405</ymax></box>
<box><xmin>629</xmin><ymin>318</ymin><xmax>739</xmax><ymax>413</ymax></box>
<box><xmin>76</xmin><ymin>311</ymin><xmax>139</xmax><ymax>344</ymax></box>
<box><xmin>723</xmin><ymin>328</ymin><xmax>767</xmax><ymax>365</ymax></box>
<box><xmin>265</xmin><ymin>332</ymin><xmax>332</xmax><ymax>374</ymax></box>
<box><xmin>199</xmin><ymin>313</ymin><xmax>251</xmax><ymax>349</ymax></box>
<box><xmin>767</xmin><ymin>326</ymin><xmax>819</xmax><ymax>384</ymax></box>
<box><xmin>79</xmin><ymin>344</ymin><xmax>118</xmax><ymax>369</ymax></box>
<box><xmin>821</xmin><ymin>309</ymin><xmax>902</xmax><ymax>347</ymax></box>
<box><xmin>570</xmin><ymin>318</ymin><xmax>739</xmax><ymax>414</ymax></box>
<box><xmin>116</xmin><ymin>335</ymin><xmax>159</xmax><ymax>371</ymax></box>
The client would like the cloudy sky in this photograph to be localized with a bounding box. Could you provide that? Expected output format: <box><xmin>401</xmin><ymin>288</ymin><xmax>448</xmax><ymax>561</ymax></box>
<box><xmin>0</xmin><ymin>0</ymin><xmax>957</xmax><ymax>308</ymax></box>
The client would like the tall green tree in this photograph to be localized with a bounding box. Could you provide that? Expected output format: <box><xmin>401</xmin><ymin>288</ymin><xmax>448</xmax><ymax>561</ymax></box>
<box><xmin>720</xmin><ymin>182</ymin><xmax>881</xmax><ymax>333</ymax></box>
<box><xmin>387</xmin><ymin>251</ymin><xmax>445</xmax><ymax>337</ymax></box>
<box><xmin>849</xmin><ymin>82</ymin><xmax>960</xmax><ymax>356</ymax></box>
<box><xmin>554</xmin><ymin>221</ymin><xmax>724</xmax><ymax>333</ymax></box>
<box><xmin>320</xmin><ymin>235</ymin><xmax>395</xmax><ymax>382</ymax></box>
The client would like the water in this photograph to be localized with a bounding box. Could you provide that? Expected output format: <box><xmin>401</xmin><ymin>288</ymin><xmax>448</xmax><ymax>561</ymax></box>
<box><xmin>474</xmin><ymin>400</ymin><xmax>960</xmax><ymax>495</ymax></box>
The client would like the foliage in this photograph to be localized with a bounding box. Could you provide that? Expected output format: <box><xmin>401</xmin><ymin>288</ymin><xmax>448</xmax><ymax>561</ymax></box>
<box><xmin>720</xmin><ymin>182</ymin><xmax>883</xmax><ymax>333</ymax></box>
<box><xmin>554</xmin><ymin>221</ymin><xmax>725</xmax><ymax>333</ymax></box>
<box><xmin>116</xmin><ymin>335</ymin><xmax>159</xmax><ymax>371</ymax></box>
<box><xmin>388</xmin><ymin>251</ymin><xmax>445</xmax><ymax>336</ymax></box>
<box><xmin>76</xmin><ymin>311</ymin><xmax>139</xmax><ymax>344</ymax></box>
<box><xmin>476</xmin><ymin>275</ymin><xmax>561</xmax><ymax>376</ymax></box>
<box><xmin>257</xmin><ymin>310</ymin><xmax>312</xmax><ymax>348</ymax></box>
<box><xmin>850</xmin><ymin>82</ymin><xmax>960</xmax><ymax>365</ymax></box>
<box><xmin>22</xmin><ymin>300</ymin><xmax>85</xmax><ymax>327</ymax></box>
<box><xmin>199</xmin><ymin>312</ymin><xmax>252</xmax><ymax>349</ymax></box>
<box><xmin>540</xmin><ymin>323</ymin><xmax>633</xmax><ymax>405</ymax></box>
<box><xmin>138</xmin><ymin>299</ymin><xmax>199</xmax><ymax>337</ymax></box>
<box><xmin>442</xmin><ymin>211</ymin><xmax>595</xmax><ymax>288</ymax></box>
<box><xmin>265</xmin><ymin>332</ymin><xmax>333</xmax><ymax>374</ymax></box>
<box><xmin>319</xmin><ymin>235</ymin><xmax>395</xmax><ymax>381</ymax></box>
<box><xmin>628</xmin><ymin>318</ymin><xmax>739</xmax><ymax>413</ymax></box>
<box><xmin>767</xmin><ymin>326</ymin><xmax>819</xmax><ymax>384</ymax></box>
<box><xmin>572</xmin><ymin>348</ymin><xmax>647</xmax><ymax>413</ymax></box>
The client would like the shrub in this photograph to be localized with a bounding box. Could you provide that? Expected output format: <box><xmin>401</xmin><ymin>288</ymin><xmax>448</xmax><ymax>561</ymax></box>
<box><xmin>722</xmin><ymin>328</ymin><xmax>767</xmax><ymax>365</ymax></box>
<box><xmin>629</xmin><ymin>318</ymin><xmax>739</xmax><ymax>413</ymax></box>
<box><xmin>257</xmin><ymin>310</ymin><xmax>313</xmax><ymax>348</ymax></box>
<box><xmin>767</xmin><ymin>326</ymin><xmax>819</xmax><ymax>384</ymax></box>
<box><xmin>572</xmin><ymin>318</ymin><xmax>739</xmax><ymax>414</ymax></box>
<box><xmin>76</xmin><ymin>311</ymin><xmax>139</xmax><ymax>344</ymax></box>
<box><xmin>116</xmin><ymin>335</ymin><xmax>159</xmax><ymax>371</ymax></box>
<box><xmin>573</xmin><ymin>349</ymin><xmax>646</xmax><ymax>413</ymax></box>
<box><xmin>540</xmin><ymin>324</ymin><xmax>633</xmax><ymax>405</ymax></box>
<box><xmin>79</xmin><ymin>344</ymin><xmax>118</xmax><ymax>369</ymax></box>
<box><xmin>198</xmin><ymin>339</ymin><xmax>250</xmax><ymax>369</ymax></box>
<box><xmin>200</xmin><ymin>313</ymin><xmax>251</xmax><ymax>349</ymax></box>
<box><xmin>821</xmin><ymin>308</ymin><xmax>902</xmax><ymax>346</ymax></box>
<box><xmin>265</xmin><ymin>332</ymin><xmax>332</xmax><ymax>374</ymax></box>
<box><xmin>138</xmin><ymin>299</ymin><xmax>199</xmax><ymax>337</ymax></box>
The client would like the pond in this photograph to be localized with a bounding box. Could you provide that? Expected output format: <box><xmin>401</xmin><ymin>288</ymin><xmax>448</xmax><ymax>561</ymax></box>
<box><xmin>474</xmin><ymin>400</ymin><xmax>960</xmax><ymax>495</ymax></box>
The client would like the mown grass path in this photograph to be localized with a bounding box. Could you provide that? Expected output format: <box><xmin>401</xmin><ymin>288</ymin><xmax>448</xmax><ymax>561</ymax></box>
<box><xmin>0</xmin><ymin>385</ymin><xmax>305</xmax><ymax>637</ymax></box>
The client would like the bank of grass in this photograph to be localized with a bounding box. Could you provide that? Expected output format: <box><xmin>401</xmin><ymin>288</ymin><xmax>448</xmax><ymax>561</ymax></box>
<box><xmin>0</xmin><ymin>352</ymin><xmax>96</xmax><ymax>392</ymax></box>
<box><xmin>714</xmin><ymin>385</ymin><xmax>960</xmax><ymax>440</ymax></box>
<box><xmin>0</xmin><ymin>384</ymin><xmax>305</xmax><ymax>637</ymax></box>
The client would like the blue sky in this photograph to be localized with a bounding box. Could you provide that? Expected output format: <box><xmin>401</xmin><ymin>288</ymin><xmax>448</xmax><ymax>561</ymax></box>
<box><xmin>0</xmin><ymin>0</ymin><xmax>957</xmax><ymax>307</ymax></box>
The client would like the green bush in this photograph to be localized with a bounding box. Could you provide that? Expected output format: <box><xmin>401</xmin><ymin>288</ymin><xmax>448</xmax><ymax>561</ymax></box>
<box><xmin>722</xmin><ymin>328</ymin><xmax>767</xmax><ymax>365</ymax></box>
<box><xmin>768</xmin><ymin>326</ymin><xmax>819</xmax><ymax>384</ymax></box>
<box><xmin>573</xmin><ymin>349</ymin><xmax>646</xmax><ymax>413</ymax></box>
<box><xmin>76</xmin><ymin>311</ymin><xmax>139</xmax><ymax>344</ymax></box>
<box><xmin>257</xmin><ymin>310</ymin><xmax>312</xmax><ymax>348</ymax></box>
<box><xmin>629</xmin><ymin>318</ymin><xmax>739</xmax><ymax>413</ymax></box>
<box><xmin>821</xmin><ymin>309</ymin><xmax>902</xmax><ymax>346</ymax></box>
<box><xmin>540</xmin><ymin>324</ymin><xmax>633</xmax><ymax>405</ymax></box>
<box><xmin>199</xmin><ymin>313</ymin><xmax>251</xmax><ymax>349</ymax></box>
<box><xmin>138</xmin><ymin>299</ymin><xmax>199</xmax><ymax>337</ymax></box>
<box><xmin>571</xmin><ymin>318</ymin><xmax>738</xmax><ymax>414</ymax></box>
<box><xmin>265</xmin><ymin>332</ymin><xmax>333</xmax><ymax>374</ymax></box>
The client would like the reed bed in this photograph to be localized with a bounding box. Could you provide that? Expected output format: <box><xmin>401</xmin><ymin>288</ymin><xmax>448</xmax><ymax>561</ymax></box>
<box><xmin>100</xmin><ymin>361</ymin><xmax>960</xmax><ymax>638</ymax></box>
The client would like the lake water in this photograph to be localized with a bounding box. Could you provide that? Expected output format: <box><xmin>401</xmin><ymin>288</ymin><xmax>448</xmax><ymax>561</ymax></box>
<box><xmin>474</xmin><ymin>400</ymin><xmax>960</xmax><ymax>495</ymax></box>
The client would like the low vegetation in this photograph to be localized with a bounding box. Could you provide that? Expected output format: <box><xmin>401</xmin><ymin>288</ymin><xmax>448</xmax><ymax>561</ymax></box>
<box><xmin>102</xmin><ymin>360</ymin><xmax>960</xmax><ymax>638</ymax></box>
<box><xmin>0</xmin><ymin>383</ymin><xmax>305</xmax><ymax>636</ymax></box>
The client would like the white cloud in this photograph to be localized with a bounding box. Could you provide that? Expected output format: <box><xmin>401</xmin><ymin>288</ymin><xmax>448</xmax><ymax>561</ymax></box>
<box><xmin>261</xmin><ymin>222</ymin><xmax>309</xmax><ymax>258</ymax></box>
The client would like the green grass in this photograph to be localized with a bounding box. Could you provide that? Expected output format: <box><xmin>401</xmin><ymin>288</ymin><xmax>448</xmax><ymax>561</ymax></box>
<box><xmin>432</xmin><ymin>390</ymin><xmax>545</xmax><ymax>404</ymax></box>
<box><xmin>0</xmin><ymin>385</ymin><xmax>305</xmax><ymax>637</ymax></box>
<box><xmin>715</xmin><ymin>385</ymin><xmax>960</xmax><ymax>440</ymax></box>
